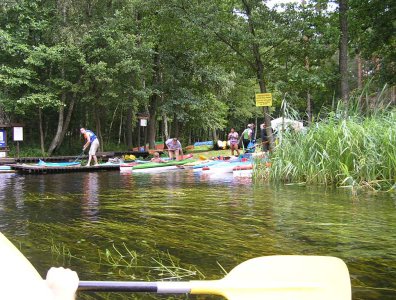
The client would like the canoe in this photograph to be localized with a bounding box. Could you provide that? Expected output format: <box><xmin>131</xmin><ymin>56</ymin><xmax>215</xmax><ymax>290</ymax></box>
<box><xmin>37</xmin><ymin>159</ymin><xmax>81</xmax><ymax>167</ymax></box>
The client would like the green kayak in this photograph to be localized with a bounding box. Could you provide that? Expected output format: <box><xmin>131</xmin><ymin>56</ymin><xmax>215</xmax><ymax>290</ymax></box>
<box><xmin>132</xmin><ymin>158</ymin><xmax>195</xmax><ymax>170</ymax></box>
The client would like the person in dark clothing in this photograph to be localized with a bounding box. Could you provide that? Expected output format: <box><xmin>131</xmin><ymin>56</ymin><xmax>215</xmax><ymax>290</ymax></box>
<box><xmin>260</xmin><ymin>123</ymin><xmax>272</xmax><ymax>152</ymax></box>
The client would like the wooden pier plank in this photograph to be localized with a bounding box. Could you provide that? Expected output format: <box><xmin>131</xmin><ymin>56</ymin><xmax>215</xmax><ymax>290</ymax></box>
<box><xmin>10</xmin><ymin>164</ymin><xmax>120</xmax><ymax>174</ymax></box>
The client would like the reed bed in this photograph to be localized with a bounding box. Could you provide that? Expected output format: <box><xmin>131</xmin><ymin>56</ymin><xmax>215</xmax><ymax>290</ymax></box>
<box><xmin>267</xmin><ymin>107</ymin><xmax>395</xmax><ymax>192</ymax></box>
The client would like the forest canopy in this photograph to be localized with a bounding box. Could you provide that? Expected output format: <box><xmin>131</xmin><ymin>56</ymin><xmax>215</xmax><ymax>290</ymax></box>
<box><xmin>0</xmin><ymin>0</ymin><xmax>394</xmax><ymax>155</ymax></box>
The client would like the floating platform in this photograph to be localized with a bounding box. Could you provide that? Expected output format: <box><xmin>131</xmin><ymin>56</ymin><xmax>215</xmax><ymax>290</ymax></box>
<box><xmin>10</xmin><ymin>164</ymin><xmax>120</xmax><ymax>174</ymax></box>
<box><xmin>0</xmin><ymin>151</ymin><xmax>152</xmax><ymax>165</ymax></box>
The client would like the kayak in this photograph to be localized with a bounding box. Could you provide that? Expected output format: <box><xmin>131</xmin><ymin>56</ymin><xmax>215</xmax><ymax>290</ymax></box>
<box><xmin>119</xmin><ymin>162</ymin><xmax>139</xmax><ymax>172</ymax></box>
<box><xmin>132</xmin><ymin>158</ymin><xmax>195</xmax><ymax>172</ymax></box>
<box><xmin>37</xmin><ymin>159</ymin><xmax>81</xmax><ymax>167</ymax></box>
<box><xmin>192</xmin><ymin>160</ymin><xmax>224</xmax><ymax>170</ymax></box>
<box><xmin>0</xmin><ymin>165</ymin><xmax>14</xmax><ymax>173</ymax></box>
<box><xmin>201</xmin><ymin>161</ymin><xmax>253</xmax><ymax>175</ymax></box>
<box><xmin>132</xmin><ymin>165</ymin><xmax>180</xmax><ymax>173</ymax></box>
<box><xmin>233</xmin><ymin>164</ymin><xmax>253</xmax><ymax>177</ymax></box>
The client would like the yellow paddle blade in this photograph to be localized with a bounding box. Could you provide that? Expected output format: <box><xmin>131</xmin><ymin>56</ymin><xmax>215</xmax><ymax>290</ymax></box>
<box><xmin>190</xmin><ymin>255</ymin><xmax>351</xmax><ymax>300</ymax></box>
<box><xmin>0</xmin><ymin>232</ymin><xmax>52</xmax><ymax>299</ymax></box>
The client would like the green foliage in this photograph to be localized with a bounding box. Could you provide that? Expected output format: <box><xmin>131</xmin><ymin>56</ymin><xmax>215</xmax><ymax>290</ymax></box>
<box><xmin>7</xmin><ymin>146</ymin><xmax>45</xmax><ymax>158</ymax></box>
<box><xmin>0</xmin><ymin>0</ymin><xmax>394</xmax><ymax>156</ymax></box>
<box><xmin>269</xmin><ymin>104</ymin><xmax>396</xmax><ymax>192</ymax></box>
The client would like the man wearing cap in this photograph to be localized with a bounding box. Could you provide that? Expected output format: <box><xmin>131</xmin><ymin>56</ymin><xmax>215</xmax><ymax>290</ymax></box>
<box><xmin>165</xmin><ymin>138</ymin><xmax>183</xmax><ymax>160</ymax></box>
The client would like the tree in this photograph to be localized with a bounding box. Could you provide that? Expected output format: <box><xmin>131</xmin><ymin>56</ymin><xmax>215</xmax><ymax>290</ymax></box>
<box><xmin>338</xmin><ymin>0</ymin><xmax>349</xmax><ymax>102</ymax></box>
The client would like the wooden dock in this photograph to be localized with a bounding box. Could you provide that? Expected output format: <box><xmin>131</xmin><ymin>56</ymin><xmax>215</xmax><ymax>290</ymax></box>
<box><xmin>0</xmin><ymin>151</ymin><xmax>151</xmax><ymax>165</ymax></box>
<box><xmin>10</xmin><ymin>163</ymin><xmax>120</xmax><ymax>174</ymax></box>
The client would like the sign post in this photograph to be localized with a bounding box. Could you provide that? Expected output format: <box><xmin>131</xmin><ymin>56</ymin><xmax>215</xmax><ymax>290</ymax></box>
<box><xmin>137</xmin><ymin>114</ymin><xmax>149</xmax><ymax>152</ymax></box>
<box><xmin>13</xmin><ymin>126</ymin><xmax>23</xmax><ymax>158</ymax></box>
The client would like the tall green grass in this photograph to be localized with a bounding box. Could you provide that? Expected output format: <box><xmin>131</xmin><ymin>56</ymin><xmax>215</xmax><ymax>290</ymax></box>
<box><xmin>267</xmin><ymin>94</ymin><xmax>395</xmax><ymax>192</ymax></box>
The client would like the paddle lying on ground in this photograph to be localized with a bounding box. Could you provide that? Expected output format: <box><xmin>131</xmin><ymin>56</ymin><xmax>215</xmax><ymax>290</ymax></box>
<box><xmin>79</xmin><ymin>255</ymin><xmax>351</xmax><ymax>300</ymax></box>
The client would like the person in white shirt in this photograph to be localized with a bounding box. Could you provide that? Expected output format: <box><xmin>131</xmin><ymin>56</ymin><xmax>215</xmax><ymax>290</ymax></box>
<box><xmin>165</xmin><ymin>138</ymin><xmax>183</xmax><ymax>160</ymax></box>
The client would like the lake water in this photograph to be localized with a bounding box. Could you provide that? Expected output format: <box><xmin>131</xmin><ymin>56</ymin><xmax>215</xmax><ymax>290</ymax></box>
<box><xmin>0</xmin><ymin>170</ymin><xmax>395</xmax><ymax>299</ymax></box>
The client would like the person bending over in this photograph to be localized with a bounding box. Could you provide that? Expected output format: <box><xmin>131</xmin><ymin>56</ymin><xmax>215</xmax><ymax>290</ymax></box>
<box><xmin>80</xmin><ymin>128</ymin><xmax>99</xmax><ymax>167</ymax></box>
<box><xmin>165</xmin><ymin>138</ymin><xmax>183</xmax><ymax>160</ymax></box>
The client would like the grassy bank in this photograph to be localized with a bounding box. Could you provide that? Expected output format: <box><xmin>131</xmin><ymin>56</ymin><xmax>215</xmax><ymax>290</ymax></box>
<box><xmin>267</xmin><ymin>109</ymin><xmax>395</xmax><ymax>192</ymax></box>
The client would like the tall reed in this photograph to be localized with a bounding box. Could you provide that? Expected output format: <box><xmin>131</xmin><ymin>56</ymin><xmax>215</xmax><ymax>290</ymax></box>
<box><xmin>267</xmin><ymin>91</ymin><xmax>395</xmax><ymax>192</ymax></box>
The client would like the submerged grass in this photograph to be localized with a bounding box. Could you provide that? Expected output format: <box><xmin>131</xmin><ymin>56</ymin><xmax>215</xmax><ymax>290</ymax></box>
<box><xmin>267</xmin><ymin>106</ymin><xmax>395</xmax><ymax>192</ymax></box>
<box><xmin>47</xmin><ymin>238</ymin><xmax>204</xmax><ymax>283</ymax></box>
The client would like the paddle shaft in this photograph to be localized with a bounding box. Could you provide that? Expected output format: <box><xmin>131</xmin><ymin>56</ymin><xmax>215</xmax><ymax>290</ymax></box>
<box><xmin>78</xmin><ymin>281</ymin><xmax>191</xmax><ymax>293</ymax></box>
<box><xmin>74</xmin><ymin>150</ymin><xmax>85</xmax><ymax>162</ymax></box>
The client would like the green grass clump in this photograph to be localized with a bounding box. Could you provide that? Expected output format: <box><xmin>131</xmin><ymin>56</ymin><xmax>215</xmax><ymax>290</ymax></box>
<box><xmin>268</xmin><ymin>109</ymin><xmax>395</xmax><ymax>192</ymax></box>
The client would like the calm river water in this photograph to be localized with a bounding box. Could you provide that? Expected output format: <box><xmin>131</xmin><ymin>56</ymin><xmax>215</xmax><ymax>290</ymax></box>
<box><xmin>0</xmin><ymin>170</ymin><xmax>395</xmax><ymax>299</ymax></box>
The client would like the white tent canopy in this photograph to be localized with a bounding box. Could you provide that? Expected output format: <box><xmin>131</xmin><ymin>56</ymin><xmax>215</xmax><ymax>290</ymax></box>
<box><xmin>271</xmin><ymin>117</ymin><xmax>304</xmax><ymax>132</ymax></box>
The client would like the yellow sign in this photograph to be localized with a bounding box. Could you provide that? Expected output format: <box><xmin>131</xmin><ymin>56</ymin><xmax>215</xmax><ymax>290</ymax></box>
<box><xmin>255</xmin><ymin>93</ymin><xmax>272</xmax><ymax>107</ymax></box>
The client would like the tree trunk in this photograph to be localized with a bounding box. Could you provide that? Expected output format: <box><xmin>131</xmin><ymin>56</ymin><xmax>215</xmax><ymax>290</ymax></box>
<box><xmin>126</xmin><ymin>106</ymin><xmax>133</xmax><ymax>149</ymax></box>
<box><xmin>47</xmin><ymin>99</ymin><xmax>65</xmax><ymax>156</ymax></box>
<box><xmin>95</xmin><ymin>108</ymin><xmax>102</xmax><ymax>152</ymax></box>
<box><xmin>212</xmin><ymin>129</ymin><xmax>218</xmax><ymax>142</ymax></box>
<box><xmin>38</xmin><ymin>108</ymin><xmax>45</xmax><ymax>155</ymax></box>
<box><xmin>173</xmin><ymin>116</ymin><xmax>179</xmax><ymax>138</ymax></box>
<box><xmin>357</xmin><ymin>52</ymin><xmax>363</xmax><ymax>89</ymax></box>
<box><xmin>305</xmin><ymin>56</ymin><xmax>312</xmax><ymax>125</ymax></box>
<box><xmin>242</xmin><ymin>0</ymin><xmax>274</xmax><ymax>151</ymax></box>
<box><xmin>148</xmin><ymin>48</ymin><xmax>161</xmax><ymax>149</ymax></box>
<box><xmin>162</xmin><ymin>114</ymin><xmax>169</xmax><ymax>141</ymax></box>
<box><xmin>339</xmin><ymin>0</ymin><xmax>349</xmax><ymax>103</ymax></box>
<box><xmin>56</xmin><ymin>96</ymin><xmax>75</xmax><ymax>151</ymax></box>
<box><xmin>108</xmin><ymin>103</ymin><xmax>119</xmax><ymax>145</ymax></box>
<box><xmin>118</xmin><ymin>109</ymin><xmax>123</xmax><ymax>145</ymax></box>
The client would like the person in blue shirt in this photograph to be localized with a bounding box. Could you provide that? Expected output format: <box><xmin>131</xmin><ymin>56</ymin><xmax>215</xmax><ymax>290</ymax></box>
<box><xmin>80</xmin><ymin>128</ymin><xmax>100</xmax><ymax>166</ymax></box>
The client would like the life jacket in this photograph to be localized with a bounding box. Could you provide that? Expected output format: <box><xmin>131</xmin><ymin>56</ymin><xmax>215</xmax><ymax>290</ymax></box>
<box><xmin>86</xmin><ymin>130</ymin><xmax>97</xmax><ymax>143</ymax></box>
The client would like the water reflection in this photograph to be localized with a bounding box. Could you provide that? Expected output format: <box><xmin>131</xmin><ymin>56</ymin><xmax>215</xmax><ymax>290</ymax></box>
<box><xmin>81</xmin><ymin>173</ymin><xmax>99</xmax><ymax>222</ymax></box>
<box><xmin>0</xmin><ymin>171</ymin><xmax>395</xmax><ymax>299</ymax></box>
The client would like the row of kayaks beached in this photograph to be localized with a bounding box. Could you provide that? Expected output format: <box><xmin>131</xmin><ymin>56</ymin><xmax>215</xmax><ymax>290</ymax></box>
<box><xmin>8</xmin><ymin>154</ymin><xmax>259</xmax><ymax>177</ymax></box>
<box><xmin>120</xmin><ymin>154</ymin><xmax>256</xmax><ymax>177</ymax></box>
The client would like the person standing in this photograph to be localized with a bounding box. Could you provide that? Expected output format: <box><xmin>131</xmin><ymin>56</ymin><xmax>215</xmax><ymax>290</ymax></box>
<box><xmin>165</xmin><ymin>138</ymin><xmax>183</xmax><ymax>160</ymax></box>
<box><xmin>260</xmin><ymin>123</ymin><xmax>272</xmax><ymax>152</ymax></box>
<box><xmin>228</xmin><ymin>128</ymin><xmax>240</xmax><ymax>156</ymax></box>
<box><xmin>241</xmin><ymin>124</ymin><xmax>253</xmax><ymax>151</ymax></box>
<box><xmin>80</xmin><ymin>128</ymin><xmax>99</xmax><ymax>167</ymax></box>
